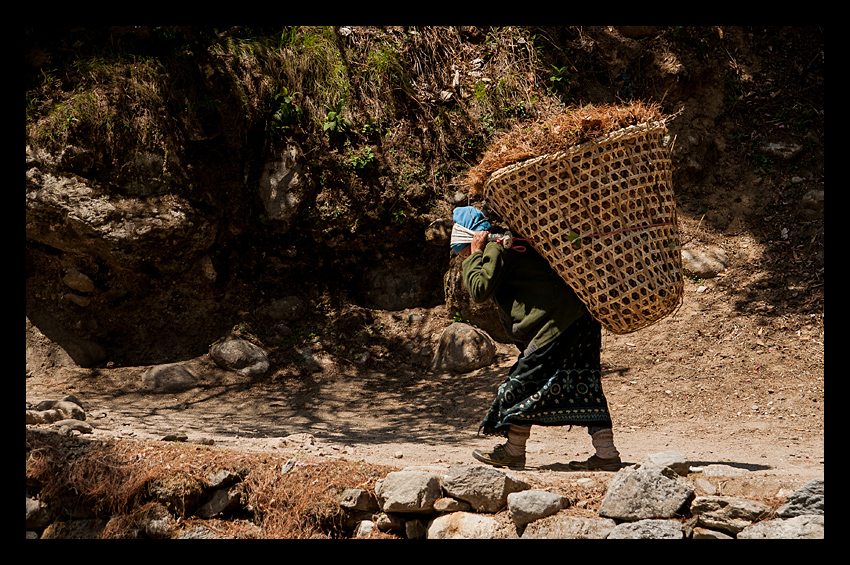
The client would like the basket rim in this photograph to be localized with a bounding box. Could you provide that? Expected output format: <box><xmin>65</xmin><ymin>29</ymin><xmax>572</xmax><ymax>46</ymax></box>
<box><xmin>483</xmin><ymin>120</ymin><xmax>669</xmax><ymax>191</ymax></box>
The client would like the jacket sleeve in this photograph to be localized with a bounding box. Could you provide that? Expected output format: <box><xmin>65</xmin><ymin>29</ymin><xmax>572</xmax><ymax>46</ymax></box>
<box><xmin>461</xmin><ymin>243</ymin><xmax>509</xmax><ymax>304</ymax></box>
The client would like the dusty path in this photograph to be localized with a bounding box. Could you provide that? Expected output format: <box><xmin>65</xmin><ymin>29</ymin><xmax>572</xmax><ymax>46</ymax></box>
<box><xmin>26</xmin><ymin>335</ymin><xmax>824</xmax><ymax>493</ymax></box>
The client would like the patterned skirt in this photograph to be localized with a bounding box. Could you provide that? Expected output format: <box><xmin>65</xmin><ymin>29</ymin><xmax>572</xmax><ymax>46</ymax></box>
<box><xmin>479</xmin><ymin>312</ymin><xmax>613</xmax><ymax>437</ymax></box>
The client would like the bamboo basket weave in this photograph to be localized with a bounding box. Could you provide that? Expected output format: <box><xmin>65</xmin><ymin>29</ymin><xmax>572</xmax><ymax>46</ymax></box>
<box><xmin>484</xmin><ymin>121</ymin><xmax>683</xmax><ymax>334</ymax></box>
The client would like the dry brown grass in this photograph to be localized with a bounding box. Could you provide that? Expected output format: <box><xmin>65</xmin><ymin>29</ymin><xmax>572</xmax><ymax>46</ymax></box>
<box><xmin>461</xmin><ymin>100</ymin><xmax>668</xmax><ymax>195</ymax></box>
<box><xmin>26</xmin><ymin>429</ymin><xmax>396</xmax><ymax>539</ymax></box>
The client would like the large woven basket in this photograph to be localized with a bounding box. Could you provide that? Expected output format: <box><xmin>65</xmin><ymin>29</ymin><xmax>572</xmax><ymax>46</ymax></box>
<box><xmin>484</xmin><ymin>121</ymin><xmax>683</xmax><ymax>334</ymax></box>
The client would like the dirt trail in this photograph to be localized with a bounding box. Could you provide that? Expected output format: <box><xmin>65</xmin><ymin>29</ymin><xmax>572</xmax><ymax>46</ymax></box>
<box><xmin>26</xmin><ymin>275</ymin><xmax>824</xmax><ymax>492</ymax></box>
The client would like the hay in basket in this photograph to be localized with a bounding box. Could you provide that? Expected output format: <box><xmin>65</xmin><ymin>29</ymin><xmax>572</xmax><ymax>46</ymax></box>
<box><xmin>467</xmin><ymin>102</ymin><xmax>683</xmax><ymax>334</ymax></box>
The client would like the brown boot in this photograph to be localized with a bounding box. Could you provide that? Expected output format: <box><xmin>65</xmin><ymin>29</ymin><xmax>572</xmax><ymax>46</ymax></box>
<box><xmin>568</xmin><ymin>454</ymin><xmax>622</xmax><ymax>472</ymax></box>
<box><xmin>472</xmin><ymin>444</ymin><xmax>526</xmax><ymax>468</ymax></box>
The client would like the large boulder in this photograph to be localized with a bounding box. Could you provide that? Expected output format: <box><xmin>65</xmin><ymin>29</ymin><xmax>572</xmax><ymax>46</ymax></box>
<box><xmin>440</xmin><ymin>465</ymin><xmax>529</xmax><ymax>514</ymax></box>
<box><xmin>258</xmin><ymin>144</ymin><xmax>313</xmax><ymax>233</ymax></box>
<box><xmin>209</xmin><ymin>337</ymin><xmax>269</xmax><ymax>377</ymax></box>
<box><xmin>430</xmin><ymin>323</ymin><xmax>496</xmax><ymax>374</ymax></box>
<box><xmin>26</xmin><ymin>156</ymin><xmax>218</xmax><ymax>276</ymax></box>
<box><xmin>141</xmin><ymin>363</ymin><xmax>199</xmax><ymax>393</ymax></box>
<box><xmin>375</xmin><ymin>470</ymin><xmax>442</xmax><ymax>514</ymax></box>
<box><xmin>443</xmin><ymin>257</ymin><xmax>511</xmax><ymax>343</ymax></box>
<box><xmin>598</xmin><ymin>462</ymin><xmax>694</xmax><ymax>521</ymax></box>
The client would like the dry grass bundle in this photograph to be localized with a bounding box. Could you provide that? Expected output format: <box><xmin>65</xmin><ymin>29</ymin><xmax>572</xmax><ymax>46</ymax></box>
<box><xmin>244</xmin><ymin>458</ymin><xmax>391</xmax><ymax>539</ymax></box>
<box><xmin>26</xmin><ymin>429</ymin><xmax>396</xmax><ymax>539</ymax></box>
<box><xmin>27</xmin><ymin>432</ymin><xmax>157</xmax><ymax>517</ymax></box>
<box><xmin>462</xmin><ymin>101</ymin><xmax>666</xmax><ymax>195</ymax></box>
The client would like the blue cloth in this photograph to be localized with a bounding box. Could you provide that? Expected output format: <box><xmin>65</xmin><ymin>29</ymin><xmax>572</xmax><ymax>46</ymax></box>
<box><xmin>452</xmin><ymin>206</ymin><xmax>491</xmax><ymax>255</ymax></box>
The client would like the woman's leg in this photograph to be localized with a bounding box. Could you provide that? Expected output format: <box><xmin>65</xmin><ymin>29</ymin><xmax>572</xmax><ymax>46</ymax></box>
<box><xmin>569</xmin><ymin>426</ymin><xmax>621</xmax><ymax>471</ymax></box>
<box><xmin>472</xmin><ymin>424</ymin><xmax>530</xmax><ymax>468</ymax></box>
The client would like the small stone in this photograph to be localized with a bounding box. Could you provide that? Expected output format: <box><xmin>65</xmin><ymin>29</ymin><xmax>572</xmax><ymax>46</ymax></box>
<box><xmin>54</xmin><ymin>419</ymin><xmax>93</xmax><ymax>434</ymax></box>
<box><xmin>692</xmin><ymin>527</ymin><xmax>734</xmax><ymax>539</ymax></box>
<box><xmin>433</xmin><ymin>497</ymin><xmax>471</xmax><ymax>512</ymax></box>
<box><xmin>65</xmin><ymin>293</ymin><xmax>91</xmax><ymax>307</ymax></box>
<box><xmin>353</xmin><ymin>520</ymin><xmax>376</xmax><ymax>538</ymax></box>
<box><xmin>62</xmin><ymin>268</ymin><xmax>95</xmax><ymax>293</ymax></box>
<box><xmin>701</xmin><ymin>464</ymin><xmax>751</xmax><ymax>477</ymax></box>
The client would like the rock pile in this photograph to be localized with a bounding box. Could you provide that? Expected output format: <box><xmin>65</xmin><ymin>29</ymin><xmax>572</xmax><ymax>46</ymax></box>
<box><xmin>342</xmin><ymin>455</ymin><xmax>824</xmax><ymax>539</ymax></box>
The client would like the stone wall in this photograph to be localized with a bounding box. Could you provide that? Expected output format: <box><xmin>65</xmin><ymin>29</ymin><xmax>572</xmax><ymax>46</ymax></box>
<box><xmin>26</xmin><ymin>419</ymin><xmax>823</xmax><ymax>539</ymax></box>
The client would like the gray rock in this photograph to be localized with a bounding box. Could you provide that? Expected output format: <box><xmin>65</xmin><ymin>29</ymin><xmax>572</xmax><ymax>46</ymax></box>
<box><xmin>27</xmin><ymin>399</ymin><xmax>86</xmax><ymax>424</ymax></box>
<box><xmin>441</xmin><ymin>465</ymin><xmax>530</xmax><ymax>513</ymax></box>
<box><xmin>62</xmin><ymin>268</ymin><xmax>95</xmax><ymax>293</ymax></box>
<box><xmin>761</xmin><ymin>140</ymin><xmax>803</xmax><ymax>160</ymax></box>
<box><xmin>800</xmin><ymin>189</ymin><xmax>824</xmax><ymax>212</ymax></box>
<box><xmin>206</xmin><ymin>470</ymin><xmax>240</xmax><ymax>489</ymax></box>
<box><xmin>361</xmin><ymin>262</ymin><xmax>437</xmax><ymax>311</ymax></box>
<box><xmin>27</xmin><ymin>312</ymin><xmax>106</xmax><ymax>370</ymax></box>
<box><xmin>507</xmin><ymin>490</ymin><xmax>567</xmax><ymax>527</ymax></box>
<box><xmin>139</xmin><ymin>503</ymin><xmax>173</xmax><ymax>539</ymax></box>
<box><xmin>607</xmin><ymin>519</ymin><xmax>684</xmax><ymax>539</ymax></box>
<box><xmin>430</xmin><ymin>323</ymin><xmax>496</xmax><ymax>373</ymax></box>
<box><xmin>521</xmin><ymin>514</ymin><xmax>617</xmax><ymax>539</ymax></box>
<box><xmin>375</xmin><ymin>470</ymin><xmax>442</xmax><ymax>514</ymax></box>
<box><xmin>598</xmin><ymin>463</ymin><xmax>694</xmax><ymax>521</ymax></box>
<box><xmin>195</xmin><ymin>488</ymin><xmax>242</xmax><ymax>519</ymax></box>
<box><xmin>26</xmin><ymin>168</ymin><xmax>216</xmax><ymax>277</ymax></box>
<box><xmin>433</xmin><ymin>497</ymin><xmax>472</xmax><ymax>512</ymax></box>
<box><xmin>258</xmin><ymin>144</ymin><xmax>312</xmax><ymax>232</ymax></box>
<box><xmin>737</xmin><ymin>515</ymin><xmax>824</xmax><ymax>539</ymax></box>
<box><xmin>692</xmin><ymin>527</ymin><xmax>734</xmax><ymax>539</ymax></box>
<box><xmin>353</xmin><ymin>520</ymin><xmax>377</xmax><ymax>538</ymax></box>
<box><xmin>65</xmin><ymin>293</ymin><xmax>91</xmax><ymax>307</ymax></box>
<box><xmin>26</xmin><ymin>497</ymin><xmax>51</xmax><ymax>530</ymax></box>
<box><xmin>54</xmin><ymin>419</ymin><xmax>94</xmax><ymax>434</ymax></box>
<box><xmin>681</xmin><ymin>245</ymin><xmax>729</xmax><ymax>279</ymax></box>
<box><xmin>376</xmin><ymin>512</ymin><xmax>405</xmax><ymax>531</ymax></box>
<box><xmin>777</xmin><ymin>478</ymin><xmax>823</xmax><ymax>517</ymax></box>
<box><xmin>339</xmin><ymin>488</ymin><xmax>379</xmax><ymax>512</ymax></box>
<box><xmin>141</xmin><ymin>363</ymin><xmax>198</xmax><ymax>393</ymax></box>
<box><xmin>405</xmin><ymin>519</ymin><xmax>428</xmax><ymax>539</ymax></box>
<box><xmin>701</xmin><ymin>464</ymin><xmax>751</xmax><ymax>477</ymax></box>
<box><xmin>426</xmin><ymin>512</ymin><xmax>507</xmax><ymax>539</ymax></box>
<box><xmin>690</xmin><ymin>496</ymin><xmax>772</xmax><ymax>536</ymax></box>
<box><xmin>209</xmin><ymin>337</ymin><xmax>269</xmax><ymax>377</ymax></box>
<box><xmin>644</xmin><ymin>450</ymin><xmax>690</xmax><ymax>476</ymax></box>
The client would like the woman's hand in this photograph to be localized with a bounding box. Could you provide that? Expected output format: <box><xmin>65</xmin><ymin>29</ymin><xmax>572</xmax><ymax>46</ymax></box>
<box><xmin>471</xmin><ymin>230</ymin><xmax>489</xmax><ymax>254</ymax></box>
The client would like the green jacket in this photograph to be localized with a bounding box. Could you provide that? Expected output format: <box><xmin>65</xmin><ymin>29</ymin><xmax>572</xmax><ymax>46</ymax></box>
<box><xmin>462</xmin><ymin>242</ymin><xmax>587</xmax><ymax>353</ymax></box>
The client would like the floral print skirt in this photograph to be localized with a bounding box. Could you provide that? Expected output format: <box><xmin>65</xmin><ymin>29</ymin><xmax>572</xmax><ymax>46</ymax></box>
<box><xmin>479</xmin><ymin>312</ymin><xmax>613</xmax><ymax>437</ymax></box>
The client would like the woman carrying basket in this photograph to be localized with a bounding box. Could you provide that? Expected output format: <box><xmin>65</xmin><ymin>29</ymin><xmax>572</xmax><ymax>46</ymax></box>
<box><xmin>451</xmin><ymin>206</ymin><xmax>621</xmax><ymax>471</ymax></box>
